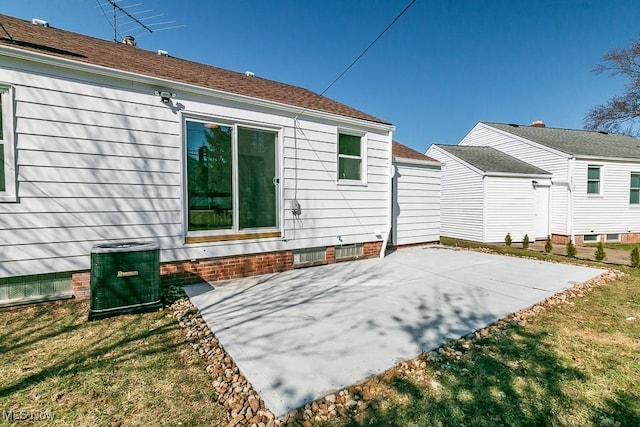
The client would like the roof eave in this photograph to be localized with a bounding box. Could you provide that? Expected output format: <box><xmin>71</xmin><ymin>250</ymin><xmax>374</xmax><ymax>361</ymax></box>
<box><xmin>0</xmin><ymin>44</ymin><xmax>395</xmax><ymax>131</ymax></box>
<box><xmin>392</xmin><ymin>156</ymin><xmax>441</xmax><ymax>167</ymax></box>
<box><xmin>573</xmin><ymin>154</ymin><xmax>640</xmax><ymax>163</ymax></box>
<box><xmin>483</xmin><ymin>171</ymin><xmax>552</xmax><ymax>178</ymax></box>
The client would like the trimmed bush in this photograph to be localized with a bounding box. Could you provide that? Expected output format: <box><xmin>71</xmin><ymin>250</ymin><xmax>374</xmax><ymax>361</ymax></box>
<box><xmin>544</xmin><ymin>235</ymin><xmax>553</xmax><ymax>253</ymax></box>
<box><xmin>594</xmin><ymin>241</ymin><xmax>606</xmax><ymax>261</ymax></box>
<box><xmin>522</xmin><ymin>234</ymin><xmax>530</xmax><ymax>249</ymax></box>
<box><xmin>566</xmin><ymin>239</ymin><xmax>576</xmax><ymax>258</ymax></box>
<box><xmin>631</xmin><ymin>246</ymin><xmax>640</xmax><ymax>268</ymax></box>
<box><xmin>505</xmin><ymin>232</ymin><xmax>512</xmax><ymax>247</ymax></box>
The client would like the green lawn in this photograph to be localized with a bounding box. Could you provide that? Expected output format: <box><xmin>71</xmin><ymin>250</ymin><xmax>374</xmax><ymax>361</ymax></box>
<box><xmin>0</xmin><ymin>300</ymin><xmax>227</xmax><ymax>426</ymax></box>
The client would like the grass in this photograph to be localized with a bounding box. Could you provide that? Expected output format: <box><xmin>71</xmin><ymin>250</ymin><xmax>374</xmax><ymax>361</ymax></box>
<box><xmin>0</xmin><ymin>300</ymin><xmax>227</xmax><ymax>426</ymax></box>
<box><xmin>321</xmin><ymin>239</ymin><xmax>640</xmax><ymax>427</ymax></box>
<box><xmin>600</xmin><ymin>243</ymin><xmax>640</xmax><ymax>252</ymax></box>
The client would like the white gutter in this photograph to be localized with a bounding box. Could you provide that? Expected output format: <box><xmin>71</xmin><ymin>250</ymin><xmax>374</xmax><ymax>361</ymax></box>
<box><xmin>0</xmin><ymin>44</ymin><xmax>395</xmax><ymax>133</ymax></box>
<box><xmin>483</xmin><ymin>171</ymin><xmax>552</xmax><ymax>179</ymax></box>
<box><xmin>392</xmin><ymin>156</ymin><xmax>441</xmax><ymax>168</ymax></box>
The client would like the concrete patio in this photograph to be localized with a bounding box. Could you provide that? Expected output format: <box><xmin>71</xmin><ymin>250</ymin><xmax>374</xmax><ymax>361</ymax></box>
<box><xmin>184</xmin><ymin>245</ymin><xmax>605</xmax><ymax>417</ymax></box>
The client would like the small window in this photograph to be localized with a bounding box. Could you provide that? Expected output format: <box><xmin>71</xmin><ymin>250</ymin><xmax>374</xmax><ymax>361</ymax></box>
<box><xmin>587</xmin><ymin>166</ymin><xmax>600</xmax><ymax>194</ymax></box>
<box><xmin>0</xmin><ymin>85</ymin><xmax>17</xmax><ymax>201</ymax></box>
<box><xmin>583</xmin><ymin>234</ymin><xmax>598</xmax><ymax>243</ymax></box>
<box><xmin>335</xmin><ymin>243</ymin><xmax>363</xmax><ymax>259</ymax></box>
<box><xmin>605</xmin><ymin>234</ymin><xmax>620</xmax><ymax>242</ymax></box>
<box><xmin>631</xmin><ymin>173</ymin><xmax>640</xmax><ymax>204</ymax></box>
<box><xmin>338</xmin><ymin>133</ymin><xmax>362</xmax><ymax>181</ymax></box>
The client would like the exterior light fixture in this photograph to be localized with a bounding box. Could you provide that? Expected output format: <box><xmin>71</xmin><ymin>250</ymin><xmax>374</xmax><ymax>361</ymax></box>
<box><xmin>532</xmin><ymin>180</ymin><xmax>538</xmax><ymax>188</ymax></box>
<box><xmin>154</xmin><ymin>90</ymin><xmax>176</xmax><ymax>104</ymax></box>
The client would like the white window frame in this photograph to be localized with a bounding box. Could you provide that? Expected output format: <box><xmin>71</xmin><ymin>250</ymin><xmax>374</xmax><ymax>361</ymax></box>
<box><xmin>182</xmin><ymin>115</ymin><xmax>282</xmax><ymax>240</ymax></box>
<box><xmin>630</xmin><ymin>172</ymin><xmax>640</xmax><ymax>205</ymax></box>
<box><xmin>0</xmin><ymin>85</ymin><xmax>17</xmax><ymax>203</ymax></box>
<box><xmin>583</xmin><ymin>234</ymin><xmax>598</xmax><ymax>243</ymax></box>
<box><xmin>337</xmin><ymin>129</ymin><xmax>367</xmax><ymax>185</ymax></box>
<box><xmin>586</xmin><ymin>165</ymin><xmax>601</xmax><ymax>195</ymax></box>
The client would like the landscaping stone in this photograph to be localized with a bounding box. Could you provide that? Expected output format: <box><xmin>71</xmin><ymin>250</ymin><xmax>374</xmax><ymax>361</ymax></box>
<box><xmin>168</xmin><ymin>265</ymin><xmax>621</xmax><ymax>426</ymax></box>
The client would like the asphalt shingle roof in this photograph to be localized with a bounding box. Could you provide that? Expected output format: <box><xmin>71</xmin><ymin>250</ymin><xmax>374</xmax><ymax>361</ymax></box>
<box><xmin>436</xmin><ymin>145</ymin><xmax>550</xmax><ymax>175</ymax></box>
<box><xmin>392</xmin><ymin>141</ymin><xmax>437</xmax><ymax>162</ymax></box>
<box><xmin>484</xmin><ymin>122</ymin><xmax>640</xmax><ymax>160</ymax></box>
<box><xmin>0</xmin><ymin>14</ymin><xmax>390</xmax><ymax>125</ymax></box>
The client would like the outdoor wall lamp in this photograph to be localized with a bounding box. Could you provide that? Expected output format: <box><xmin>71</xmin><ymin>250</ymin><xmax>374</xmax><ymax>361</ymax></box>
<box><xmin>154</xmin><ymin>90</ymin><xmax>176</xmax><ymax>104</ymax></box>
<box><xmin>532</xmin><ymin>180</ymin><xmax>538</xmax><ymax>188</ymax></box>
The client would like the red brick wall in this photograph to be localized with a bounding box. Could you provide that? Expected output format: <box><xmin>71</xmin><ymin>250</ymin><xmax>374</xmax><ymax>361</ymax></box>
<box><xmin>71</xmin><ymin>242</ymin><xmax>383</xmax><ymax>299</ymax></box>
<box><xmin>551</xmin><ymin>234</ymin><xmax>570</xmax><ymax>245</ymax></box>
<box><xmin>621</xmin><ymin>233</ymin><xmax>640</xmax><ymax>244</ymax></box>
<box><xmin>554</xmin><ymin>232</ymin><xmax>640</xmax><ymax>246</ymax></box>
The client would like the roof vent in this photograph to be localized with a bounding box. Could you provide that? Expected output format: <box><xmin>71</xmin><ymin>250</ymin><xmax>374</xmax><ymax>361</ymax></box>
<box><xmin>31</xmin><ymin>18</ymin><xmax>49</xmax><ymax>27</ymax></box>
<box><xmin>245</xmin><ymin>71</ymin><xmax>256</xmax><ymax>77</ymax></box>
<box><xmin>532</xmin><ymin>120</ymin><xmax>546</xmax><ymax>128</ymax></box>
<box><xmin>598</xmin><ymin>131</ymin><xmax>608</xmax><ymax>135</ymax></box>
<box><xmin>157</xmin><ymin>50</ymin><xmax>169</xmax><ymax>57</ymax></box>
<box><xmin>508</xmin><ymin>123</ymin><xmax>519</xmax><ymax>128</ymax></box>
<box><xmin>122</xmin><ymin>35</ymin><xmax>137</xmax><ymax>46</ymax></box>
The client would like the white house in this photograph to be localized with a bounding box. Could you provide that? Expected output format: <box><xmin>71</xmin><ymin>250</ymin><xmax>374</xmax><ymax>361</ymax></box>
<box><xmin>391</xmin><ymin>142</ymin><xmax>441</xmax><ymax>246</ymax></box>
<box><xmin>0</xmin><ymin>14</ymin><xmax>404</xmax><ymax>306</ymax></box>
<box><xmin>427</xmin><ymin>121</ymin><xmax>640</xmax><ymax>245</ymax></box>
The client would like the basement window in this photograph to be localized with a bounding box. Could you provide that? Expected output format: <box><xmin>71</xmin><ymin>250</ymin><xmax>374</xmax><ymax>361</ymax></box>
<box><xmin>583</xmin><ymin>234</ymin><xmax>598</xmax><ymax>243</ymax></box>
<box><xmin>293</xmin><ymin>247</ymin><xmax>327</xmax><ymax>268</ymax></box>
<box><xmin>605</xmin><ymin>234</ymin><xmax>620</xmax><ymax>242</ymax></box>
<box><xmin>335</xmin><ymin>243</ymin><xmax>363</xmax><ymax>260</ymax></box>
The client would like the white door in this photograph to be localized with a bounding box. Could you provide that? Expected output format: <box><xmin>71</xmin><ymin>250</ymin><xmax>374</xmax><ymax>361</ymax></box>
<box><xmin>534</xmin><ymin>185</ymin><xmax>550</xmax><ymax>239</ymax></box>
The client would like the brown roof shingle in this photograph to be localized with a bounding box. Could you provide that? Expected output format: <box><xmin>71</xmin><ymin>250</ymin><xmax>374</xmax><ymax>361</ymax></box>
<box><xmin>0</xmin><ymin>14</ymin><xmax>391</xmax><ymax>125</ymax></box>
<box><xmin>392</xmin><ymin>141</ymin><xmax>436</xmax><ymax>162</ymax></box>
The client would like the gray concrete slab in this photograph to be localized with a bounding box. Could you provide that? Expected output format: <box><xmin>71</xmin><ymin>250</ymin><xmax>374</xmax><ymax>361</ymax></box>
<box><xmin>184</xmin><ymin>246</ymin><xmax>605</xmax><ymax>417</ymax></box>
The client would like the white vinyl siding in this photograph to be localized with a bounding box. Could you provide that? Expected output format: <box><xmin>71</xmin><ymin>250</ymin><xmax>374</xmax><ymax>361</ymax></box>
<box><xmin>573</xmin><ymin>160</ymin><xmax>640</xmax><ymax>237</ymax></box>
<box><xmin>460</xmin><ymin>123</ymin><xmax>570</xmax><ymax>235</ymax></box>
<box><xmin>0</xmin><ymin>57</ymin><xmax>393</xmax><ymax>279</ymax></box>
<box><xmin>426</xmin><ymin>146</ymin><xmax>484</xmax><ymax>242</ymax></box>
<box><xmin>392</xmin><ymin>160</ymin><xmax>440</xmax><ymax>245</ymax></box>
<box><xmin>484</xmin><ymin>177</ymin><xmax>537</xmax><ymax>243</ymax></box>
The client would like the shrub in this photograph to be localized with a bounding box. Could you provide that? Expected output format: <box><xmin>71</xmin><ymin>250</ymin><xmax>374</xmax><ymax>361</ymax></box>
<box><xmin>566</xmin><ymin>239</ymin><xmax>576</xmax><ymax>258</ymax></box>
<box><xmin>594</xmin><ymin>241</ymin><xmax>606</xmax><ymax>261</ymax></box>
<box><xmin>631</xmin><ymin>246</ymin><xmax>640</xmax><ymax>268</ymax></box>
<box><xmin>505</xmin><ymin>232</ymin><xmax>512</xmax><ymax>247</ymax></box>
<box><xmin>522</xmin><ymin>234</ymin><xmax>530</xmax><ymax>249</ymax></box>
<box><xmin>544</xmin><ymin>235</ymin><xmax>553</xmax><ymax>253</ymax></box>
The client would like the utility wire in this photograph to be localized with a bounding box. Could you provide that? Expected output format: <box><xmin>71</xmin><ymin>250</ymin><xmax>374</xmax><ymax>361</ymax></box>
<box><xmin>318</xmin><ymin>0</ymin><xmax>417</xmax><ymax>97</ymax></box>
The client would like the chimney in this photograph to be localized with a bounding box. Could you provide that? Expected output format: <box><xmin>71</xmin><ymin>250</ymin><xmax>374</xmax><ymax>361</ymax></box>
<box><xmin>532</xmin><ymin>120</ymin><xmax>545</xmax><ymax>128</ymax></box>
<box><xmin>122</xmin><ymin>35</ymin><xmax>137</xmax><ymax>46</ymax></box>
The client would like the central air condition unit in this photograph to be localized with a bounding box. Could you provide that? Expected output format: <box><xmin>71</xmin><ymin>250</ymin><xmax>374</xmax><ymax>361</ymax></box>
<box><xmin>89</xmin><ymin>241</ymin><xmax>161</xmax><ymax>320</ymax></box>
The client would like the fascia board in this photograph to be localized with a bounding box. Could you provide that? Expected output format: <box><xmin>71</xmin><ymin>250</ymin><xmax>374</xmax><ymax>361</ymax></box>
<box><xmin>392</xmin><ymin>156</ymin><xmax>441</xmax><ymax>168</ymax></box>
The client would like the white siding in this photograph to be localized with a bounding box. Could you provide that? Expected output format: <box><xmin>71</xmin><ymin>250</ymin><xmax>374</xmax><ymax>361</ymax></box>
<box><xmin>460</xmin><ymin>123</ymin><xmax>570</xmax><ymax>235</ymax></box>
<box><xmin>392</xmin><ymin>161</ymin><xmax>440</xmax><ymax>245</ymax></box>
<box><xmin>426</xmin><ymin>146</ymin><xmax>484</xmax><ymax>242</ymax></box>
<box><xmin>0</xmin><ymin>57</ymin><xmax>392</xmax><ymax>278</ymax></box>
<box><xmin>484</xmin><ymin>177</ymin><xmax>537</xmax><ymax>243</ymax></box>
<box><xmin>572</xmin><ymin>159</ymin><xmax>640</xmax><ymax>236</ymax></box>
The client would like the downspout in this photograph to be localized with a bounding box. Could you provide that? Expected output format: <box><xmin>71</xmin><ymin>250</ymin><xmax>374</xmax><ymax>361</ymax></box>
<box><xmin>568</xmin><ymin>156</ymin><xmax>575</xmax><ymax>243</ymax></box>
<box><xmin>381</xmin><ymin>131</ymin><xmax>394</xmax><ymax>258</ymax></box>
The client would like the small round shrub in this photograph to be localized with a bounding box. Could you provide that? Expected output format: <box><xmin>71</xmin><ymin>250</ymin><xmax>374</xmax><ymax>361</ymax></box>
<box><xmin>522</xmin><ymin>234</ymin><xmax>530</xmax><ymax>249</ymax></box>
<box><xmin>594</xmin><ymin>241</ymin><xmax>606</xmax><ymax>261</ymax></box>
<box><xmin>566</xmin><ymin>239</ymin><xmax>576</xmax><ymax>258</ymax></box>
<box><xmin>544</xmin><ymin>235</ymin><xmax>553</xmax><ymax>253</ymax></box>
<box><xmin>505</xmin><ymin>232</ymin><xmax>512</xmax><ymax>247</ymax></box>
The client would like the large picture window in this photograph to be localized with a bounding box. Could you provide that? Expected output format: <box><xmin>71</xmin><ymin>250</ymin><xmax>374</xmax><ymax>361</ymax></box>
<box><xmin>631</xmin><ymin>172</ymin><xmax>640</xmax><ymax>204</ymax></box>
<box><xmin>338</xmin><ymin>132</ymin><xmax>363</xmax><ymax>181</ymax></box>
<box><xmin>185</xmin><ymin>119</ymin><xmax>278</xmax><ymax>236</ymax></box>
<box><xmin>587</xmin><ymin>165</ymin><xmax>600</xmax><ymax>195</ymax></box>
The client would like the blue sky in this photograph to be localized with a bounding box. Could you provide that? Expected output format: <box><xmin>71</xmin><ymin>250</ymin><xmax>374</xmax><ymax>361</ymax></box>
<box><xmin>2</xmin><ymin>0</ymin><xmax>639</xmax><ymax>152</ymax></box>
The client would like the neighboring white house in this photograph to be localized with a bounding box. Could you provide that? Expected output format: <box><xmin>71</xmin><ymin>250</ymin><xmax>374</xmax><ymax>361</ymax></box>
<box><xmin>391</xmin><ymin>142</ymin><xmax>441</xmax><ymax>246</ymax></box>
<box><xmin>426</xmin><ymin>144</ymin><xmax>551</xmax><ymax>243</ymax></box>
<box><xmin>0</xmin><ymin>14</ymin><xmax>401</xmax><ymax>306</ymax></box>
<box><xmin>428</xmin><ymin>121</ymin><xmax>640</xmax><ymax>245</ymax></box>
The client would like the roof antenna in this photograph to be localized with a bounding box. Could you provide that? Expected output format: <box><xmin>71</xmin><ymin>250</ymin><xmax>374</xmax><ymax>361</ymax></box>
<box><xmin>96</xmin><ymin>0</ymin><xmax>185</xmax><ymax>43</ymax></box>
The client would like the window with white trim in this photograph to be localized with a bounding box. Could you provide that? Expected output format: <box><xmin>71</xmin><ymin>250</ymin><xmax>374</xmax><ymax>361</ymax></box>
<box><xmin>184</xmin><ymin>118</ymin><xmax>279</xmax><ymax>239</ymax></box>
<box><xmin>587</xmin><ymin>165</ymin><xmax>600</xmax><ymax>195</ymax></box>
<box><xmin>338</xmin><ymin>132</ymin><xmax>364</xmax><ymax>181</ymax></box>
<box><xmin>0</xmin><ymin>85</ymin><xmax>16</xmax><ymax>202</ymax></box>
<box><xmin>630</xmin><ymin>172</ymin><xmax>640</xmax><ymax>204</ymax></box>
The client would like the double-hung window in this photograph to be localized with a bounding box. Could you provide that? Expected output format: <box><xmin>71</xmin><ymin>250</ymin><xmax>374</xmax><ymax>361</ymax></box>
<box><xmin>338</xmin><ymin>132</ymin><xmax>365</xmax><ymax>182</ymax></box>
<box><xmin>587</xmin><ymin>165</ymin><xmax>601</xmax><ymax>195</ymax></box>
<box><xmin>0</xmin><ymin>85</ymin><xmax>16</xmax><ymax>202</ymax></box>
<box><xmin>184</xmin><ymin>118</ymin><xmax>279</xmax><ymax>241</ymax></box>
<box><xmin>631</xmin><ymin>172</ymin><xmax>640</xmax><ymax>204</ymax></box>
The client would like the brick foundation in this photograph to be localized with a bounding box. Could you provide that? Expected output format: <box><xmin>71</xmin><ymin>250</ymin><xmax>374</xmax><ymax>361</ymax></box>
<box><xmin>621</xmin><ymin>233</ymin><xmax>640</xmax><ymax>244</ymax></box>
<box><xmin>71</xmin><ymin>241</ymin><xmax>383</xmax><ymax>299</ymax></box>
<box><xmin>551</xmin><ymin>234</ymin><xmax>570</xmax><ymax>245</ymax></box>
<box><xmin>553</xmin><ymin>232</ymin><xmax>640</xmax><ymax>246</ymax></box>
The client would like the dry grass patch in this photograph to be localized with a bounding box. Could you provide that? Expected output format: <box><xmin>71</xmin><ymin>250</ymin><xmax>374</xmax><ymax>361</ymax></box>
<box><xmin>0</xmin><ymin>299</ymin><xmax>227</xmax><ymax>426</ymax></box>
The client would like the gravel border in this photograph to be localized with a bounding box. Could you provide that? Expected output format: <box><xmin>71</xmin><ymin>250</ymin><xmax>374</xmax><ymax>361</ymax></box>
<box><xmin>168</xmin><ymin>267</ymin><xmax>623</xmax><ymax>427</ymax></box>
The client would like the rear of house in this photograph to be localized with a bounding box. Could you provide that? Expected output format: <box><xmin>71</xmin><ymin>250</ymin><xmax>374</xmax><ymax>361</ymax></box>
<box><xmin>0</xmin><ymin>14</ymin><xmax>395</xmax><ymax>306</ymax></box>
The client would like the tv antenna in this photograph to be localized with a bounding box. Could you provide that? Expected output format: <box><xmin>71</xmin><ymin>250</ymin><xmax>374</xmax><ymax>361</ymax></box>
<box><xmin>96</xmin><ymin>0</ymin><xmax>185</xmax><ymax>43</ymax></box>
